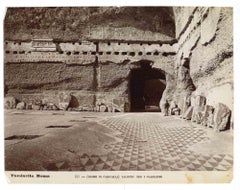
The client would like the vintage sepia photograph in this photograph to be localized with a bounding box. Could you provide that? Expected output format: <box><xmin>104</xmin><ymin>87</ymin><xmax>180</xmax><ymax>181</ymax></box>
<box><xmin>3</xmin><ymin>6</ymin><xmax>233</xmax><ymax>183</ymax></box>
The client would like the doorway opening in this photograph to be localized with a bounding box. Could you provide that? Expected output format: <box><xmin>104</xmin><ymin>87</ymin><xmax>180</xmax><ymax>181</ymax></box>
<box><xmin>129</xmin><ymin>60</ymin><xmax>166</xmax><ymax>112</ymax></box>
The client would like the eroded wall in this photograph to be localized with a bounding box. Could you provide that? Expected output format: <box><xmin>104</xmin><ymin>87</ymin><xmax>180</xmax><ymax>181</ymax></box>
<box><xmin>4</xmin><ymin>7</ymin><xmax>175</xmax><ymax>41</ymax></box>
<box><xmin>169</xmin><ymin>7</ymin><xmax>233</xmax><ymax>115</ymax></box>
<box><xmin>4</xmin><ymin>39</ymin><xmax>175</xmax><ymax>111</ymax></box>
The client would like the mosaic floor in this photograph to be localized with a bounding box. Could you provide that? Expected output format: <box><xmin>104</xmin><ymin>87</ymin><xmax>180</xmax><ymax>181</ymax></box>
<box><xmin>69</xmin><ymin>113</ymin><xmax>233</xmax><ymax>171</ymax></box>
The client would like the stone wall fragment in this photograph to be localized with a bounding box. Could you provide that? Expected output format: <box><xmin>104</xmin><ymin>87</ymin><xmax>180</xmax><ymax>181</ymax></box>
<box><xmin>191</xmin><ymin>95</ymin><xmax>206</xmax><ymax>123</ymax></box>
<box><xmin>214</xmin><ymin>103</ymin><xmax>231</xmax><ymax>132</ymax></box>
<box><xmin>182</xmin><ymin>106</ymin><xmax>193</xmax><ymax>120</ymax></box>
<box><xmin>58</xmin><ymin>92</ymin><xmax>72</xmax><ymax>111</ymax></box>
<box><xmin>16</xmin><ymin>102</ymin><xmax>26</xmax><ymax>110</ymax></box>
<box><xmin>4</xmin><ymin>96</ymin><xmax>17</xmax><ymax>109</ymax></box>
<box><xmin>201</xmin><ymin>105</ymin><xmax>214</xmax><ymax>127</ymax></box>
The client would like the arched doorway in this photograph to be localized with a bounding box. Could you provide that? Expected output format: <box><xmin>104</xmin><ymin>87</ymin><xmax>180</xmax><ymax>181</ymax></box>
<box><xmin>129</xmin><ymin>60</ymin><xmax>166</xmax><ymax>112</ymax></box>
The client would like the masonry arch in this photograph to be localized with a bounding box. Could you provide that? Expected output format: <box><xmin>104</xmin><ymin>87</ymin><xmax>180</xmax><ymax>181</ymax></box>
<box><xmin>129</xmin><ymin>60</ymin><xmax>166</xmax><ymax>112</ymax></box>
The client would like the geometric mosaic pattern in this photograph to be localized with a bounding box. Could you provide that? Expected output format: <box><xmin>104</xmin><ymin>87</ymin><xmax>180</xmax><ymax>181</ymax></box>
<box><xmin>68</xmin><ymin>113</ymin><xmax>233</xmax><ymax>171</ymax></box>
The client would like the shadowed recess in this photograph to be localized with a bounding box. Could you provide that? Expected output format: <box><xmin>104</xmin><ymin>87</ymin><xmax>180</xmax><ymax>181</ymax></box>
<box><xmin>5</xmin><ymin>135</ymin><xmax>43</xmax><ymax>140</ymax></box>
<box><xmin>46</xmin><ymin>125</ymin><xmax>72</xmax><ymax>128</ymax></box>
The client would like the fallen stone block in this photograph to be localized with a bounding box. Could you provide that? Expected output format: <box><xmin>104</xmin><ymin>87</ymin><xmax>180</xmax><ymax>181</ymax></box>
<box><xmin>191</xmin><ymin>95</ymin><xmax>206</xmax><ymax>123</ymax></box>
<box><xmin>46</xmin><ymin>103</ymin><xmax>59</xmax><ymax>111</ymax></box>
<box><xmin>170</xmin><ymin>101</ymin><xmax>181</xmax><ymax>115</ymax></box>
<box><xmin>214</xmin><ymin>103</ymin><xmax>231</xmax><ymax>132</ymax></box>
<box><xmin>201</xmin><ymin>105</ymin><xmax>214</xmax><ymax>127</ymax></box>
<box><xmin>43</xmin><ymin>105</ymin><xmax>48</xmax><ymax>110</ymax></box>
<box><xmin>16</xmin><ymin>102</ymin><xmax>26</xmax><ymax>110</ymax></box>
<box><xmin>58</xmin><ymin>92</ymin><xmax>72</xmax><ymax>110</ymax></box>
<box><xmin>100</xmin><ymin>105</ymin><xmax>107</xmax><ymax>112</ymax></box>
<box><xmin>32</xmin><ymin>104</ymin><xmax>40</xmax><ymax>110</ymax></box>
<box><xmin>26</xmin><ymin>103</ymin><xmax>33</xmax><ymax>110</ymax></box>
<box><xmin>4</xmin><ymin>96</ymin><xmax>17</xmax><ymax>109</ymax></box>
<box><xmin>172</xmin><ymin>107</ymin><xmax>181</xmax><ymax>115</ymax></box>
<box><xmin>41</xmin><ymin>98</ymin><xmax>48</xmax><ymax>105</ymax></box>
<box><xmin>182</xmin><ymin>95</ymin><xmax>191</xmax><ymax>115</ymax></box>
<box><xmin>182</xmin><ymin>106</ymin><xmax>193</xmax><ymax>120</ymax></box>
<box><xmin>59</xmin><ymin>102</ymin><xmax>69</xmax><ymax>111</ymax></box>
<box><xmin>52</xmin><ymin>104</ymin><xmax>59</xmax><ymax>110</ymax></box>
<box><xmin>93</xmin><ymin>106</ymin><xmax>98</xmax><ymax>112</ymax></box>
<box><xmin>82</xmin><ymin>106</ymin><xmax>91</xmax><ymax>111</ymax></box>
<box><xmin>34</xmin><ymin>100</ymin><xmax>42</xmax><ymax>106</ymax></box>
<box><xmin>207</xmin><ymin>112</ymin><xmax>214</xmax><ymax>128</ymax></box>
<box><xmin>67</xmin><ymin>107</ymin><xmax>73</xmax><ymax>111</ymax></box>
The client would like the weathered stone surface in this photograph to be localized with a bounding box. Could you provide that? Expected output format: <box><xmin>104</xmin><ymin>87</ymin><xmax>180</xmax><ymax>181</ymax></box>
<box><xmin>207</xmin><ymin>110</ymin><xmax>214</xmax><ymax>128</ymax></box>
<box><xmin>160</xmin><ymin>73</ymin><xmax>176</xmax><ymax>110</ymax></box>
<box><xmin>82</xmin><ymin>106</ymin><xmax>92</xmax><ymax>111</ymax></box>
<box><xmin>96</xmin><ymin>95</ymin><xmax>126</xmax><ymax>113</ymax></box>
<box><xmin>58</xmin><ymin>92</ymin><xmax>72</xmax><ymax>111</ymax></box>
<box><xmin>113</xmin><ymin>108</ymin><xmax>121</xmax><ymax>112</ymax></box>
<box><xmin>43</xmin><ymin>105</ymin><xmax>48</xmax><ymax>110</ymax></box>
<box><xmin>34</xmin><ymin>100</ymin><xmax>42</xmax><ymax>106</ymax></box>
<box><xmin>195</xmin><ymin>95</ymin><xmax>206</xmax><ymax>108</ymax></box>
<box><xmin>169</xmin><ymin>101</ymin><xmax>180</xmax><ymax>115</ymax></box>
<box><xmin>191</xmin><ymin>95</ymin><xmax>206</xmax><ymax>123</ymax></box>
<box><xmin>51</xmin><ymin>104</ymin><xmax>59</xmax><ymax>111</ymax></box>
<box><xmin>46</xmin><ymin>103</ymin><xmax>59</xmax><ymax>111</ymax></box>
<box><xmin>4</xmin><ymin>96</ymin><xmax>17</xmax><ymax>109</ymax></box>
<box><xmin>124</xmin><ymin>102</ymin><xmax>130</xmax><ymax>112</ymax></box>
<box><xmin>107</xmin><ymin>105</ymin><xmax>113</xmax><ymax>112</ymax></box>
<box><xmin>16</xmin><ymin>102</ymin><xmax>26</xmax><ymax>110</ymax></box>
<box><xmin>177</xmin><ymin>59</ymin><xmax>196</xmax><ymax>92</ymax></box>
<box><xmin>59</xmin><ymin>103</ymin><xmax>69</xmax><ymax>111</ymax></box>
<box><xmin>170</xmin><ymin>101</ymin><xmax>177</xmax><ymax>110</ymax></box>
<box><xmin>26</xmin><ymin>103</ymin><xmax>33</xmax><ymax>110</ymax></box>
<box><xmin>182</xmin><ymin>106</ymin><xmax>193</xmax><ymax>120</ymax></box>
<box><xmin>32</xmin><ymin>100</ymin><xmax>44</xmax><ymax>110</ymax></box>
<box><xmin>41</xmin><ymin>98</ymin><xmax>48</xmax><ymax>106</ymax></box>
<box><xmin>214</xmin><ymin>103</ymin><xmax>231</xmax><ymax>132</ymax></box>
<box><xmin>32</xmin><ymin>104</ymin><xmax>40</xmax><ymax>110</ymax></box>
<box><xmin>172</xmin><ymin>57</ymin><xmax>196</xmax><ymax>112</ymax></box>
<box><xmin>5</xmin><ymin>8</ymin><xmax>175</xmax><ymax>41</ymax></box>
<box><xmin>182</xmin><ymin>95</ymin><xmax>191</xmax><ymax>115</ymax></box>
<box><xmin>201</xmin><ymin>7</ymin><xmax>221</xmax><ymax>45</ymax></box>
<box><xmin>192</xmin><ymin>111</ymin><xmax>203</xmax><ymax>123</ymax></box>
<box><xmin>201</xmin><ymin>105</ymin><xmax>214</xmax><ymax>127</ymax></box>
<box><xmin>172</xmin><ymin>107</ymin><xmax>181</xmax><ymax>115</ymax></box>
<box><xmin>171</xmin><ymin>8</ymin><xmax>233</xmax><ymax>128</ymax></box>
<box><xmin>93</xmin><ymin>107</ymin><xmax>98</xmax><ymax>112</ymax></box>
<box><xmin>100</xmin><ymin>105</ymin><xmax>107</xmax><ymax>112</ymax></box>
<box><xmin>5</xmin><ymin>63</ymin><xmax>94</xmax><ymax>97</ymax></box>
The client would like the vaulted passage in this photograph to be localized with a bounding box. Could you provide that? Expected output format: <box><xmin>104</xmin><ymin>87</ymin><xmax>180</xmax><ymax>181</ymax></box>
<box><xmin>129</xmin><ymin>61</ymin><xmax>166</xmax><ymax>112</ymax></box>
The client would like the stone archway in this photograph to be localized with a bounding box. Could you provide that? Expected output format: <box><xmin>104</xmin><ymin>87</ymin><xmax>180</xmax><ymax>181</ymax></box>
<box><xmin>129</xmin><ymin>60</ymin><xmax>166</xmax><ymax>112</ymax></box>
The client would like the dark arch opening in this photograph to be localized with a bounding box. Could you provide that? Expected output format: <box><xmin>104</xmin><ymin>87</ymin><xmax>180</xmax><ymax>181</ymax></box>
<box><xmin>129</xmin><ymin>60</ymin><xmax>166</xmax><ymax>112</ymax></box>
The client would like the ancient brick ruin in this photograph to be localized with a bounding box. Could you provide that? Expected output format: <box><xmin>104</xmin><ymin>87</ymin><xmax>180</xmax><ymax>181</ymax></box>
<box><xmin>4</xmin><ymin>7</ymin><xmax>233</xmax><ymax>132</ymax></box>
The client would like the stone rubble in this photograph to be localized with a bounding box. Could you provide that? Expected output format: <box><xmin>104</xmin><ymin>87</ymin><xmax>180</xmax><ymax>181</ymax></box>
<box><xmin>58</xmin><ymin>92</ymin><xmax>72</xmax><ymax>111</ymax></box>
<box><xmin>191</xmin><ymin>95</ymin><xmax>206</xmax><ymax>124</ymax></box>
<box><xmin>5</xmin><ymin>93</ymin><xmax>232</xmax><ymax>132</ymax></box>
<box><xmin>214</xmin><ymin>103</ymin><xmax>231</xmax><ymax>132</ymax></box>
<box><xmin>4</xmin><ymin>96</ymin><xmax>16</xmax><ymax>109</ymax></box>
<box><xmin>16</xmin><ymin>102</ymin><xmax>26</xmax><ymax>110</ymax></box>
